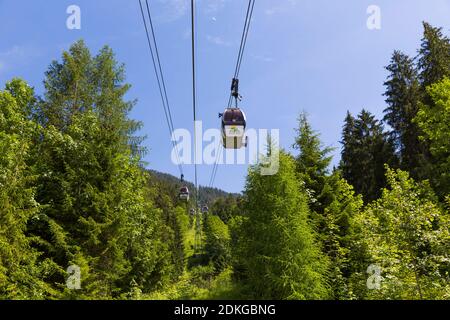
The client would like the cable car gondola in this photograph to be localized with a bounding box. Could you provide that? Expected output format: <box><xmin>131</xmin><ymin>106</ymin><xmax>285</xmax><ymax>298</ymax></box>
<box><xmin>201</xmin><ymin>205</ymin><xmax>209</xmax><ymax>213</ymax></box>
<box><xmin>221</xmin><ymin>107</ymin><xmax>247</xmax><ymax>149</ymax></box>
<box><xmin>179</xmin><ymin>186</ymin><xmax>190</xmax><ymax>201</ymax></box>
<box><xmin>220</xmin><ymin>78</ymin><xmax>248</xmax><ymax>149</ymax></box>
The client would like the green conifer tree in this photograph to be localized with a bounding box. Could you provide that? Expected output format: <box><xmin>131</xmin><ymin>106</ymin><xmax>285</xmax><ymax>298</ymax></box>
<box><xmin>293</xmin><ymin>112</ymin><xmax>334</xmax><ymax>214</ymax></box>
<box><xmin>383</xmin><ymin>51</ymin><xmax>425</xmax><ymax>178</ymax></box>
<box><xmin>415</xmin><ymin>77</ymin><xmax>450</xmax><ymax>197</ymax></box>
<box><xmin>417</xmin><ymin>22</ymin><xmax>450</xmax><ymax>91</ymax></box>
<box><xmin>30</xmin><ymin>41</ymin><xmax>169</xmax><ymax>297</ymax></box>
<box><xmin>340</xmin><ymin>110</ymin><xmax>398</xmax><ymax>202</ymax></box>
<box><xmin>234</xmin><ymin>149</ymin><xmax>329</xmax><ymax>299</ymax></box>
<box><xmin>0</xmin><ymin>79</ymin><xmax>53</xmax><ymax>298</ymax></box>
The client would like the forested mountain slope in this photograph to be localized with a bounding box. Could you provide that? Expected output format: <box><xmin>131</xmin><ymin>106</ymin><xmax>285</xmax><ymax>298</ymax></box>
<box><xmin>148</xmin><ymin>170</ymin><xmax>239</xmax><ymax>205</ymax></box>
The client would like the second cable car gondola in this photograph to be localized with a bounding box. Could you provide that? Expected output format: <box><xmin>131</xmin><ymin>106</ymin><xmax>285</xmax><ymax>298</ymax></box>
<box><xmin>179</xmin><ymin>186</ymin><xmax>190</xmax><ymax>201</ymax></box>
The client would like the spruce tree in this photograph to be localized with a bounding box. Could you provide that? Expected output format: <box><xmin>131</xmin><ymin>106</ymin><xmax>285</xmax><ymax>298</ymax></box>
<box><xmin>415</xmin><ymin>77</ymin><xmax>450</xmax><ymax>198</ymax></box>
<box><xmin>318</xmin><ymin>172</ymin><xmax>364</xmax><ymax>299</ymax></box>
<box><xmin>414</xmin><ymin>22</ymin><xmax>450</xmax><ymax>194</ymax></box>
<box><xmin>30</xmin><ymin>41</ymin><xmax>169</xmax><ymax>297</ymax></box>
<box><xmin>234</xmin><ymin>149</ymin><xmax>329</xmax><ymax>299</ymax></box>
<box><xmin>210</xmin><ymin>195</ymin><xmax>240</xmax><ymax>224</ymax></box>
<box><xmin>383</xmin><ymin>51</ymin><xmax>425</xmax><ymax>178</ymax></box>
<box><xmin>293</xmin><ymin>112</ymin><xmax>334</xmax><ymax>213</ymax></box>
<box><xmin>204</xmin><ymin>215</ymin><xmax>231</xmax><ymax>273</ymax></box>
<box><xmin>0</xmin><ymin>79</ymin><xmax>53</xmax><ymax>298</ymax></box>
<box><xmin>417</xmin><ymin>22</ymin><xmax>450</xmax><ymax>91</ymax></box>
<box><xmin>340</xmin><ymin>110</ymin><xmax>397</xmax><ymax>202</ymax></box>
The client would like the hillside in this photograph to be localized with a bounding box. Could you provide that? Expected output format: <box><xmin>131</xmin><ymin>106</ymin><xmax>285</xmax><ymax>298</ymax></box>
<box><xmin>148</xmin><ymin>170</ymin><xmax>240</xmax><ymax>205</ymax></box>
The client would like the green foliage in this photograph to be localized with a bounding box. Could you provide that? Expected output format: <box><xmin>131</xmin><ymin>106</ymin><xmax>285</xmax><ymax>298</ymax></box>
<box><xmin>233</xmin><ymin>149</ymin><xmax>329</xmax><ymax>299</ymax></box>
<box><xmin>354</xmin><ymin>167</ymin><xmax>450</xmax><ymax>299</ymax></box>
<box><xmin>383</xmin><ymin>51</ymin><xmax>427</xmax><ymax>179</ymax></box>
<box><xmin>21</xmin><ymin>41</ymin><xmax>173</xmax><ymax>298</ymax></box>
<box><xmin>319</xmin><ymin>173</ymin><xmax>365</xmax><ymax>299</ymax></box>
<box><xmin>204</xmin><ymin>215</ymin><xmax>231</xmax><ymax>272</ymax></box>
<box><xmin>293</xmin><ymin>112</ymin><xmax>334</xmax><ymax>213</ymax></box>
<box><xmin>340</xmin><ymin>110</ymin><xmax>398</xmax><ymax>202</ymax></box>
<box><xmin>418</xmin><ymin>22</ymin><xmax>450</xmax><ymax>90</ymax></box>
<box><xmin>2</xmin><ymin>26</ymin><xmax>449</xmax><ymax>300</ymax></box>
<box><xmin>148</xmin><ymin>170</ymin><xmax>236</xmax><ymax>206</ymax></box>
<box><xmin>143</xmin><ymin>267</ymin><xmax>239</xmax><ymax>300</ymax></box>
<box><xmin>210</xmin><ymin>195</ymin><xmax>240</xmax><ymax>224</ymax></box>
<box><xmin>415</xmin><ymin>77</ymin><xmax>450</xmax><ymax>197</ymax></box>
<box><xmin>0</xmin><ymin>79</ymin><xmax>54</xmax><ymax>298</ymax></box>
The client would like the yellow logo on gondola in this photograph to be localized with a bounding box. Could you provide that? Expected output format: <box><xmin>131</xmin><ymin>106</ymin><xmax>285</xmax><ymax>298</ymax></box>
<box><xmin>229</xmin><ymin>126</ymin><xmax>240</xmax><ymax>134</ymax></box>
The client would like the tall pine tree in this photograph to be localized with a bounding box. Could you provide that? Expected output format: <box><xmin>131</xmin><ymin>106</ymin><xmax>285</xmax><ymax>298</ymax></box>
<box><xmin>0</xmin><ymin>80</ymin><xmax>53</xmax><ymax>298</ymax></box>
<box><xmin>383</xmin><ymin>51</ymin><xmax>425</xmax><ymax>178</ymax></box>
<box><xmin>233</xmin><ymin>149</ymin><xmax>329</xmax><ymax>299</ymax></box>
<box><xmin>417</xmin><ymin>22</ymin><xmax>450</xmax><ymax>91</ymax></box>
<box><xmin>29</xmin><ymin>41</ymin><xmax>170</xmax><ymax>297</ymax></box>
<box><xmin>293</xmin><ymin>112</ymin><xmax>334</xmax><ymax>214</ymax></box>
<box><xmin>415</xmin><ymin>77</ymin><xmax>450</xmax><ymax>198</ymax></box>
<box><xmin>340</xmin><ymin>110</ymin><xmax>397</xmax><ymax>202</ymax></box>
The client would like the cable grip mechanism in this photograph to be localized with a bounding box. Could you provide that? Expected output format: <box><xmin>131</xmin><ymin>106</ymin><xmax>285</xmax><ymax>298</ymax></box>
<box><xmin>231</xmin><ymin>78</ymin><xmax>242</xmax><ymax>108</ymax></box>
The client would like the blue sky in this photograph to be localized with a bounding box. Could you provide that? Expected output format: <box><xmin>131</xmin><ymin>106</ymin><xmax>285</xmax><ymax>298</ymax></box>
<box><xmin>1</xmin><ymin>0</ymin><xmax>450</xmax><ymax>193</ymax></box>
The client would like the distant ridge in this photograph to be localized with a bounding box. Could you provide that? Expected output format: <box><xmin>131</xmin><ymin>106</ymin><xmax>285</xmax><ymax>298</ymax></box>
<box><xmin>148</xmin><ymin>169</ymin><xmax>240</xmax><ymax>205</ymax></box>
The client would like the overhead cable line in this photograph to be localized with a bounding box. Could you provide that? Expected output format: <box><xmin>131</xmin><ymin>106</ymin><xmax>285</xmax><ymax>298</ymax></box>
<box><xmin>190</xmin><ymin>0</ymin><xmax>199</xmax><ymax>208</ymax></box>
<box><xmin>208</xmin><ymin>144</ymin><xmax>223</xmax><ymax>188</ymax></box>
<box><xmin>191</xmin><ymin>0</ymin><xmax>203</xmax><ymax>252</ymax></box>
<box><xmin>191</xmin><ymin>0</ymin><xmax>198</xmax><ymax>193</ymax></box>
<box><xmin>138</xmin><ymin>0</ymin><xmax>184</xmax><ymax>176</ymax></box>
<box><xmin>234</xmin><ymin>0</ymin><xmax>256</xmax><ymax>79</ymax></box>
<box><xmin>145</xmin><ymin>0</ymin><xmax>178</xmax><ymax>140</ymax></box>
<box><xmin>227</xmin><ymin>0</ymin><xmax>256</xmax><ymax>108</ymax></box>
<box><xmin>210</xmin><ymin>0</ymin><xmax>256</xmax><ymax>188</ymax></box>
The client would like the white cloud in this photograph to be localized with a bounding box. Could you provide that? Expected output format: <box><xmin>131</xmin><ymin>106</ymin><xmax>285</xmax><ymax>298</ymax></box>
<box><xmin>206</xmin><ymin>35</ymin><xmax>232</xmax><ymax>47</ymax></box>
<box><xmin>251</xmin><ymin>54</ymin><xmax>274</xmax><ymax>63</ymax></box>
<box><xmin>0</xmin><ymin>45</ymin><xmax>40</xmax><ymax>72</ymax></box>
<box><xmin>157</xmin><ymin>0</ymin><xmax>229</xmax><ymax>21</ymax></box>
<box><xmin>156</xmin><ymin>0</ymin><xmax>189</xmax><ymax>22</ymax></box>
<box><xmin>0</xmin><ymin>45</ymin><xmax>27</xmax><ymax>58</ymax></box>
<box><xmin>265</xmin><ymin>0</ymin><xmax>297</xmax><ymax>16</ymax></box>
<box><xmin>203</xmin><ymin>0</ymin><xmax>228</xmax><ymax>14</ymax></box>
<box><xmin>0</xmin><ymin>46</ymin><xmax>26</xmax><ymax>72</ymax></box>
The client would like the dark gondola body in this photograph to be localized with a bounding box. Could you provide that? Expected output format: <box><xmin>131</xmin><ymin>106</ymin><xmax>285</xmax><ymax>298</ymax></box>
<box><xmin>221</xmin><ymin>108</ymin><xmax>247</xmax><ymax>149</ymax></box>
<box><xmin>179</xmin><ymin>186</ymin><xmax>190</xmax><ymax>201</ymax></box>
